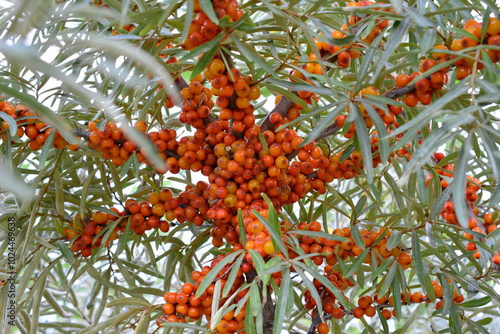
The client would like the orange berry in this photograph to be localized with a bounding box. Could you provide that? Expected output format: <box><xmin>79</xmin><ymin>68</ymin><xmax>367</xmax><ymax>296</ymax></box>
<box><xmin>353</xmin><ymin>307</ymin><xmax>364</xmax><ymax>318</ymax></box>
<box><xmin>317</xmin><ymin>323</ymin><xmax>329</xmax><ymax>334</ymax></box>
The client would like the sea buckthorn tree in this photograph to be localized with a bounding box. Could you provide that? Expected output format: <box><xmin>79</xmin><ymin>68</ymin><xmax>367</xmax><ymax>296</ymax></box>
<box><xmin>0</xmin><ymin>0</ymin><xmax>500</xmax><ymax>333</ymax></box>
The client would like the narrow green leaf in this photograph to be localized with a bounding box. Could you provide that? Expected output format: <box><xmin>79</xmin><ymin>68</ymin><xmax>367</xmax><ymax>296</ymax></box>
<box><xmin>293</xmin><ymin>261</ymin><xmax>350</xmax><ymax>309</ymax></box>
<box><xmin>460</xmin><ymin>296</ymin><xmax>491</xmax><ymax>308</ymax></box>
<box><xmin>252</xmin><ymin>210</ymin><xmax>288</xmax><ymax>258</ymax></box>
<box><xmin>386</xmin><ymin>230</ymin><xmax>402</xmax><ymax>250</ymax></box>
<box><xmin>360</xmin><ymin>101</ymin><xmax>389</xmax><ymax>163</ymax></box>
<box><xmin>420</xmin><ymin>29</ymin><xmax>437</xmax><ymax>55</ymax></box>
<box><xmin>79</xmin><ymin>168</ymin><xmax>99</xmax><ymax>219</ymax></box>
<box><xmin>211</xmin><ymin>279</ymin><xmax>222</xmax><ymax>325</ymax></box>
<box><xmin>245</xmin><ymin>307</ymin><xmax>256</xmax><ymax>334</ymax></box>
<box><xmin>371</xmin><ymin>257</ymin><xmax>394</xmax><ymax>282</ymax></box>
<box><xmin>248</xmin><ymin>249</ymin><xmax>266</xmax><ymax>277</ymax></box>
<box><xmin>223</xmin><ymin>253</ymin><xmax>246</xmax><ymax>297</ymax></box>
<box><xmin>196</xmin><ymin>250</ymin><xmax>243</xmax><ymax>298</ymax></box>
<box><xmin>57</xmin><ymin>240</ymin><xmax>74</xmax><ymax>265</ymax></box>
<box><xmin>453</xmin><ymin>135</ymin><xmax>472</xmax><ymax>227</ymax></box>
<box><xmin>412</xmin><ymin>230</ymin><xmax>427</xmax><ymax>294</ymax></box>
<box><xmin>106</xmin><ymin>297</ymin><xmax>150</xmax><ymax>308</ymax></box>
<box><xmin>343</xmin><ymin>248</ymin><xmax>369</xmax><ymax>278</ymax></box>
<box><xmin>351</xmin><ymin>225</ymin><xmax>365</xmax><ymax>250</ymax></box>
<box><xmin>292</xmin><ymin>230</ymin><xmax>349</xmax><ymax>242</ymax></box>
<box><xmin>391</xmin><ymin>264</ymin><xmax>402</xmax><ymax>319</ymax></box>
<box><xmin>160</xmin><ymin>322</ymin><xmax>208</xmax><ymax>331</ymax></box>
<box><xmin>249</xmin><ymin>281</ymin><xmax>261</xmax><ymax>317</ymax></box>
<box><xmin>371</xmin><ymin>17</ymin><xmax>412</xmax><ymax>83</ymax></box>
<box><xmin>450</xmin><ymin>299</ymin><xmax>463</xmax><ymax>334</ymax></box>
<box><xmin>431</xmin><ymin>180</ymin><xmax>454</xmax><ymax>220</ymax></box>
<box><xmin>237</xmin><ymin>208</ymin><xmax>247</xmax><ymax>247</ymax></box>
<box><xmin>190</xmin><ymin>43</ymin><xmax>220</xmax><ymax>80</ymax></box>
<box><xmin>231</xmin><ymin>34</ymin><xmax>277</xmax><ymax>78</ymax></box>
<box><xmin>198</xmin><ymin>0</ymin><xmax>219</xmax><ymax>24</ymax></box>
<box><xmin>352</xmin><ymin>103</ymin><xmax>373</xmax><ymax>183</ymax></box>
<box><xmin>301</xmin><ymin>101</ymin><xmax>348</xmax><ymax>147</ymax></box>
<box><xmin>273</xmin><ymin>267</ymin><xmax>291</xmax><ymax>334</ymax></box>
<box><xmin>377</xmin><ymin>307</ymin><xmax>390</xmax><ymax>334</ymax></box>
<box><xmin>356</xmin><ymin>27</ymin><xmax>386</xmax><ymax>89</ymax></box>
<box><xmin>0</xmin><ymin>111</ymin><xmax>17</xmax><ymax>136</ymax></box>
<box><xmin>394</xmin><ymin>304</ymin><xmax>424</xmax><ymax>334</ymax></box>
<box><xmin>38</xmin><ymin>129</ymin><xmax>55</xmax><ymax>168</ymax></box>
<box><xmin>293</xmin><ymin>265</ymin><xmax>324</xmax><ymax>317</ymax></box>
<box><xmin>379</xmin><ymin>261</ymin><xmax>397</xmax><ymax>297</ymax></box>
<box><xmin>181</xmin><ymin>0</ymin><xmax>194</xmax><ymax>43</ymax></box>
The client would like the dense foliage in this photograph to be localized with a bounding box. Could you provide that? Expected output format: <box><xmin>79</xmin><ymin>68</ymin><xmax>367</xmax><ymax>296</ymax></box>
<box><xmin>0</xmin><ymin>0</ymin><xmax>500</xmax><ymax>333</ymax></box>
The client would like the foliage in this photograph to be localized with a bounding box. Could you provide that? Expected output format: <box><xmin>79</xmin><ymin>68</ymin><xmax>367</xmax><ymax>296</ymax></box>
<box><xmin>0</xmin><ymin>0</ymin><xmax>500</xmax><ymax>334</ymax></box>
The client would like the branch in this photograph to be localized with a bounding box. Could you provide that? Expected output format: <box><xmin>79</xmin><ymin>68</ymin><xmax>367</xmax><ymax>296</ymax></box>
<box><xmin>382</xmin><ymin>83</ymin><xmax>417</xmax><ymax>99</ymax></box>
<box><xmin>71</xmin><ymin>128</ymin><xmax>181</xmax><ymax>159</ymax></box>
<box><xmin>382</xmin><ymin>70</ymin><xmax>439</xmax><ymax>99</ymax></box>
<box><xmin>176</xmin><ymin>75</ymin><xmax>220</xmax><ymax>127</ymax></box>
<box><xmin>260</xmin><ymin>94</ymin><xmax>296</xmax><ymax>133</ymax></box>
<box><xmin>307</xmin><ymin>289</ymin><xmax>331</xmax><ymax>334</ymax></box>
<box><xmin>286</xmin><ymin>123</ymin><xmax>341</xmax><ymax>162</ymax></box>
<box><xmin>307</xmin><ymin>312</ymin><xmax>332</xmax><ymax>334</ymax></box>
<box><xmin>219</xmin><ymin>47</ymin><xmax>243</xmax><ymax>138</ymax></box>
<box><xmin>72</xmin><ymin>128</ymin><xmax>89</xmax><ymax>140</ymax></box>
<box><xmin>246</xmin><ymin>269</ymin><xmax>275</xmax><ymax>334</ymax></box>
<box><xmin>203</xmin><ymin>112</ymin><xmax>219</xmax><ymax>127</ymax></box>
<box><xmin>175</xmin><ymin>76</ymin><xmax>188</xmax><ymax>90</ymax></box>
<box><xmin>315</xmin><ymin>124</ymin><xmax>341</xmax><ymax>142</ymax></box>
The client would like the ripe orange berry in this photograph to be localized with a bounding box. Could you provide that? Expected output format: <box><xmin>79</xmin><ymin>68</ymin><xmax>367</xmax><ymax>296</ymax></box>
<box><xmin>358</xmin><ymin>295</ymin><xmax>373</xmax><ymax>308</ymax></box>
<box><xmin>396</xmin><ymin>74</ymin><xmax>410</xmax><ymax>88</ymax></box>
<box><xmin>374</xmin><ymin>294</ymin><xmax>387</xmax><ymax>304</ymax></box>
<box><xmin>398</xmin><ymin>252</ymin><xmax>412</xmax><ymax>266</ymax></box>
<box><xmin>182</xmin><ymin>283</ymin><xmax>194</xmax><ymax>294</ymax></box>
<box><xmin>163</xmin><ymin>303</ymin><xmax>175</xmax><ymax>315</ymax></box>
<box><xmin>134</xmin><ymin>121</ymin><xmax>147</xmax><ymax>133</ymax></box>
<box><xmin>433</xmin><ymin>285</ymin><xmax>444</xmax><ymax>298</ymax></box>
<box><xmin>216</xmin><ymin>320</ymin><xmax>230</xmax><ymax>333</ymax></box>
<box><xmin>210</xmin><ymin>59</ymin><xmax>225</xmax><ymax>76</ymax></box>
<box><xmin>353</xmin><ymin>307</ymin><xmax>364</xmax><ymax>318</ymax></box>
<box><xmin>317</xmin><ymin>323</ymin><xmax>329</xmax><ymax>334</ymax></box>
<box><xmin>411</xmin><ymin>292</ymin><xmax>424</xmax><ymax>303</ymax></box>
<box><xmin>332</xmin><ymin>308</ymin><xmax>344</xmax><ymax>319</ymax></box>
<box><xmin>360</xmin><ymin>305</ymin><xmax>373</xmax><ymax>317</ymax></box>
<box><xmin>404</xmin><ymin>93</ymin><xmax>419</xmax><ymax>107</ymax></box>
<box><xmin>176</xmin><ymin>292</ymin><xmax>188</xmax><ymax>304</ymax></box>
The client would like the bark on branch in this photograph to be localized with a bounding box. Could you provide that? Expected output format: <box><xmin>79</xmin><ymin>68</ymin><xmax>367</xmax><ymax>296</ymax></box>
<box><xmin>382</xmin><ymin>83</ymin><xmax>417</xmax><ymax>99</ymax></box>
<box><xmin>246</xmin><ymin>269</ymin><xmax>275</xmax><ymax>334</ymax></box>
<box><xmin>259</xmin><ymin>93</ymin><xmax>296</xmax><ymax>133</ymax></box>
<box><xmin>176</xmin><ymin>74</ymin><xmax>219</xmax><ymax>126</ymax></box>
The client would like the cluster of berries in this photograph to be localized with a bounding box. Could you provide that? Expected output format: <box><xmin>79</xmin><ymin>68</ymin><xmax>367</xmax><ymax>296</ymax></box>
<box><xmin>396</xmin><ymin>58</ymin><xmax>450</xmax><ymax>107</ymax></box>
<box><xmin>313</xmin><ymin>1</ymin><xmax>389</xmax><ymax>69</ymax></box>
<box><xmin>159</xmin><ymin>254</ymin><xmax>248</xmax><ymax>330</ymax></box>
<box><xmin>63</xmin><ymin>210</ymin><xmax>121</xmax><ymax>257</ymax></box>
<box><xmin>312</xmin><ymin>279</ymin><xmax>464</xmax><ymax>334</ymax></box>
<box><xmin>0</xmin><ymin>101</ymin><xmax>70</xmax><ymax>150</ymax></box>
<box><xmin>304</xmin><ymin>269</ymin><xmax>353</xmax><ymax>320</ymax></box>
<box><xmin>335</xmin><ymin>87</ymin><xmax>403</xmax><ymax>141</ymax></box>
<box><xmin>426</xmin><ymin>152</ymin><xmax>500</xmax><ymax>262</ymax></box>
<box><xmin>179</xmin><ymin>76</ymin><xmax>214</xmax><ymax>128</ymax></box>
<box><xmin>440</xmin><ymin>174</ymin><xmax>481</xmax><ymax>227</ymax></box>
<box><xmin>182</xmin><ymin>0</ymin><xmax>244</xmax><ymax>50</ymax></box>
<box><xmin>450</xmin><ymin>18</ymin><xmax>500</xmax><ymax>78</ymax></box>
